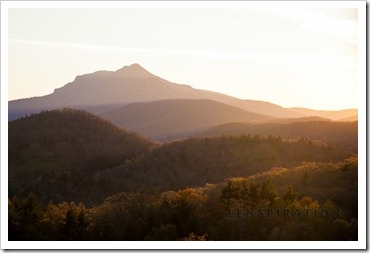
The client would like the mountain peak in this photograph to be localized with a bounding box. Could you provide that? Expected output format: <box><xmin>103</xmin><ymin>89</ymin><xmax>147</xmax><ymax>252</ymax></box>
<box><xmin>115</xmin><ymin>63</ymin><xmax>153</xmax><ymax>78</ymax></box>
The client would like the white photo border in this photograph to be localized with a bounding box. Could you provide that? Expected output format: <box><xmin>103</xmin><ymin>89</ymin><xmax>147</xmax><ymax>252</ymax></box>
<box><xmin>1</xmin><ymin>0</ymin><xmax>366</xmax><ymax>250</ymax></box>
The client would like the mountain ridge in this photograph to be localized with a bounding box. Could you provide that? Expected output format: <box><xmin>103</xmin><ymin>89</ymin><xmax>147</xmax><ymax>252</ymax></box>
<box><xmin>101</xmin><ymin>98</ymin><xmax>272</xmax><ymax>141</ymax></box>
<box><xmin>9</xmin><ymin>63</ymin><xmax>357</xmax><ymax>124</ymax></box>
<box><xmin>8</xmin><ymin>64</ymin><xmax>304</xmax><ymax>121</ymax></box>
<box><xmin>288</xmin><ymin>107</ymin><xmax>358</xmax><ymax>121</ymax></box>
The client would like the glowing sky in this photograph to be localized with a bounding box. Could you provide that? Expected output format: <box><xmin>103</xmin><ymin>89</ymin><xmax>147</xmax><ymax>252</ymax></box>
<box><xmin>6</xmin><ymin>2</ymin><xmax>362</xmax><ymax>110</ymax></box>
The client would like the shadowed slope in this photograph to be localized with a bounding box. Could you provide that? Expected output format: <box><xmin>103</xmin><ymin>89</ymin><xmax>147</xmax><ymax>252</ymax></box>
<box><xmin>102</xmin><ymin>99</ymin><xmax>272</xmax><ymax>141</ymax></box>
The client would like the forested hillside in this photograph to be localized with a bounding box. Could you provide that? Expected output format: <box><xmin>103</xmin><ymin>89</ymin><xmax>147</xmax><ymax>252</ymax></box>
<box><xmin>201</xmin><ymin>120</ymin><xmax>358</xmax><ymax>148</ymax></box>
<box><xmin>93</xmin><ymin>133</ymin><xmax>356</xmax><ymax>197</ymax></box>
<box><xmin>9</xmin><ymin>109</ymin><xmax>154</xmax><ymax>204</ymax></box>
<box><xmin>9</xmin><ymin>156</ymin><xmax>357</xmax><ymax>241</ymax></box>
<box><xmin>8</xmin><ymin>109</ymin><xmax>358</xmax><ymax>240</ymax></box>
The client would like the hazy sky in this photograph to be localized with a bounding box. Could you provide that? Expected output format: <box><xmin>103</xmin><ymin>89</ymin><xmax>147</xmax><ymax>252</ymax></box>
<box><xmin>7</xmin><ymin>3</ymin><xmax>361</xmax><ymax>110</ymax></box>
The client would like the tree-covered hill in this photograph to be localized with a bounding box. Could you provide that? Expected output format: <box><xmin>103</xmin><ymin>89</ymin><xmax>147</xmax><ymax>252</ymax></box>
<box><xmin>8</xmin><ymin>109</ymin><xmax>358</xmax><ymax>241</ymax></box>
<box><xmin>9</xmin><ymin>109</ymin><xmax>357</xmax><ymax>205</ymax></box>
<box><xmin>200</xmin><ymin>120</ymin><xmax>358</xmax><ymax>148</ymax></box>
<box><xmin>8</xmin><ymin>109</ymin><xmax>358</xmax><ymax>209</ymax></box>
<box><xmin>9</xmin><ymin>155</ymin><xmax>358</xmax><ymax>241</ymax></box>
<box><xmin>9</xmin><ymin>109</ymin><xmax>154</xmax><ymax>203</ymax></box>
<box><xmin>92</xmin><ymin>133</ymin><xmax>357</xmax><ymax>198</ymax></box>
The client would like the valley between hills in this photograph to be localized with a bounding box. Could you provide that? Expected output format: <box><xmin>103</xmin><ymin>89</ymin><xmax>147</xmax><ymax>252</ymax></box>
<box><xmin>8</xmin><ymin>64</ymin><xmax>358</xmax><ymax>241</ymax></box>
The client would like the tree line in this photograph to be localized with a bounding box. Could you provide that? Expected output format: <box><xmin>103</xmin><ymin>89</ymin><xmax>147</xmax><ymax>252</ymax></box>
<box><xmin>8</xmin><ymin>109</ymin><xmax>358</xmax><ymax>240</ymax></box>
<box><xmin>9</xmin><ymin>156</ymin><xmax>357</xmax><ymax>240</ymax></box>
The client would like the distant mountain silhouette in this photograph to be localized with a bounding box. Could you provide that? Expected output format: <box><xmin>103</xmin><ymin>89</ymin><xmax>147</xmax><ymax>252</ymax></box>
<box><xmin>288</xmin><ymin>107</ymin><xmax>358</xmax><ymax>121</ymax></box>
<box><xmin>339</xmin><ymin>115</ymin><xmax>358</xmax><ymax>122</ymax></box>
<box><xmin>102</xmin><ymin>99</ymin><xmax>272</xmax><ymax>141</ymax></box>
<box><xmin>9</xmin><ymin>63</ymin><xmax>305</xmax><ymax>121</ymax></box>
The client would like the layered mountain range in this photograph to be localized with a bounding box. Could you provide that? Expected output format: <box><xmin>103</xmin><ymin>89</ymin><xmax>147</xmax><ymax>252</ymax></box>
<box><xmin>9</xmin><ymin>63</ymin><xmax>357</xmax><ymax>141</ymax></box>
<box><xmin>8</xmin><ymin>65</ymin><xmax>358</xmax><ymax>241</ymax></box>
